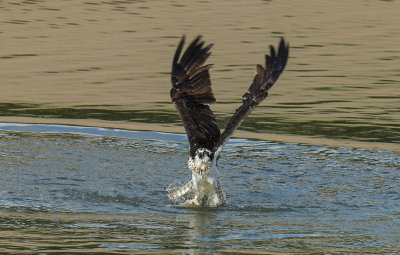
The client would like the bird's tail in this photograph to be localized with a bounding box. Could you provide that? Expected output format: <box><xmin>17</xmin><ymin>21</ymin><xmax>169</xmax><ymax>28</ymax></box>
<box><xmin>168</xmin><ymin>180</ymin><xmax>193</xmax><ymax>200</ymax></box>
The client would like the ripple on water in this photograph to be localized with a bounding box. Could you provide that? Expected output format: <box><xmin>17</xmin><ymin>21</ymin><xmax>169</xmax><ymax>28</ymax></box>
<box><xmin>0</xmin><ymin>123</ymin><xmax>400</xmax><ymax>253</ymax></box>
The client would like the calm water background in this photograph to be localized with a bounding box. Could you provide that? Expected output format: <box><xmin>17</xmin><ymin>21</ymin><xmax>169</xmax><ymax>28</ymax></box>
<box><xmin>0</xmin><ymin>0</ymin><xmax>399</xmax><ymax>145</ymax></box>
<box><xmin>0</xmin><ymin>0</ymin><xmax>400</xmax><ymax>253</ymax></box>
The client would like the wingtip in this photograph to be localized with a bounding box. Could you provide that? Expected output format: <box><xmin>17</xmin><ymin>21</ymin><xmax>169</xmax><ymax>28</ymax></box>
<box><xmin>278</xmin><ymin>37</ymin><xmax>289</xmax><ymax>50</ymax></box>
<box><xmin>191</xmin><ymin>35</ymin><xmax>203</xmax><ymax>47</ymax></box>
<box><xmin>180</xmin><ymin>34</ymin><xmax>186</xmax><ymax>47</ymax></box>
<box><xmin>265</xmin><ymin>37</ymin><xmax>290</xmax><ymax>69</ymax></box>
<box><xmin>204</xmin><ymin>42</ymin><xmax>214</xmax><ymax>53</ymax></box>
<box><xmin>278</xmin><ymin>37</ymin><xmax>289</xmax><ymax>69</ymax></box>
<box><xmin>194</xmin><ymin>34</ymin><xmax>203</xmax><ymax>41</ymax></box>
<box><xmin>173</xmin><ymin>35</ymin><xmax>186</xmax><ymax>65</ymax></box>
<box><xmin>279</xmin><ymin>37</ymin><xmax>290</xmax><ymax>57</ymax></box>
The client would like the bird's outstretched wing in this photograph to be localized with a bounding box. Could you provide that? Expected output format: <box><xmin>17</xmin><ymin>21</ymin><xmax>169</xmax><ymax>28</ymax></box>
<box><xmin>171</xmin><ymin>36</ymin><xmax>221</xmax><ymax>157</ymax></box>
<box><xmin>213</xmin><ymin>38</ymin><xmax>289</xmax><ymax>155</ymax></box>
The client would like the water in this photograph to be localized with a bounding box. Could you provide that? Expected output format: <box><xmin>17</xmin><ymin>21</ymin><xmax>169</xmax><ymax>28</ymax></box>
<box><xmin>0</xmin><ymin>0</ymin><xmax>399</xmax><ymax>145</ymax></box>
<box><xmin>1</xmin><ymin>123</ymin><xmax>400</xmax><ymax>253</ymax></box>
<box><xmin>1</xmin><ymin>0</ymin><xmax>400</xmax><ymax>253</ymax></box>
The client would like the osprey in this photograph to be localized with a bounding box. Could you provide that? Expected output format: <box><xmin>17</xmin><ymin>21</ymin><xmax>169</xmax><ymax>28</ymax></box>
<box><xmin>168</xmin><ymin>35</ymin><xmax>289</xmax><ymax>207</ymax></box>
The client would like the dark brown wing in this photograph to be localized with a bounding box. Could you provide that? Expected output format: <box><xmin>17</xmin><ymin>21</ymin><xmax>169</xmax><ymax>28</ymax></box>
<box><xmin>171</xmin><ymin>36</ymin><xmax>221</xmax><ymax>157</ymax></box>
<box><xmin>214</xmin><ymin>38</ymin><xmax>289</xmax><ymax>155</ymax></box>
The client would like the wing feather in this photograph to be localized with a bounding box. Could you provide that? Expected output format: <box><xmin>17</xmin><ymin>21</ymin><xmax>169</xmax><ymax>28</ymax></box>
<box><xmin>214</xmin><ymin>38</ymin><xmax>289</xmax><ymax>155</ymax></box>
<box><xmin>170</xmin><ymin>36</ymin><xmax>221</xmax><ymax>157</ymax></box>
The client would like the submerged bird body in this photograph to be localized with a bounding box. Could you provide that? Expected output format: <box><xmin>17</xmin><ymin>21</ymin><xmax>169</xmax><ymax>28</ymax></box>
<box><xmin>169</xmin><ymin>148</ymin><xmax>225</xmax><ymax>206</ymax></box>
<box><xmin>168</xmin><ymin>35</ymin><xmax>289</xmax><ymax>207</ymax></box>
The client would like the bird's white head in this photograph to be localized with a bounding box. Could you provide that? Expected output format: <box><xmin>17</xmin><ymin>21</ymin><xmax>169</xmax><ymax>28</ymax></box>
<box><xmin>188</xmin><ymin>148</ymin><xmax>213</xmax><ymax>174</ymax></box>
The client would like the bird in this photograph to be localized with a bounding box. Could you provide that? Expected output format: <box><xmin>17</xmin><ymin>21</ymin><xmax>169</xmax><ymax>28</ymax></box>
<box><xmin>167</xmin><ymin>35</ymin><xmax>289</xmax><ymax>207</ymax></box>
